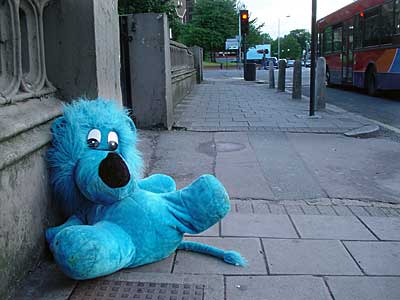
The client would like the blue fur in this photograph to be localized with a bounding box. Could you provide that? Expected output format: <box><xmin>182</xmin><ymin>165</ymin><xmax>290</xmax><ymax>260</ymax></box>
<box><xmin>178</xmin><ymin>241</ymin><xmax>247</xmax><ymax>266</ymax></box>
<box><xmin>46</xmin><ymin>98</ymin><xmax>245</xmax><ymax>280</ymax></box>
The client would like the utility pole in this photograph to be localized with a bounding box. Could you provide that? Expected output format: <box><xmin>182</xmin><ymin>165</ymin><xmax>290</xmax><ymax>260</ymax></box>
<box><xmin>238</xmin><ymin>12</ymin><xmax>241</xmax><ymax>68</ymax></box>
<box><xmin>278</xmin><ymin>18</ymin><xmax>280</xmax><ymax>60</ymax></box>
<box><xmin>309</xmin><ymin>0</ymin><xmax>317</xmax><ymax>116</ymax></box>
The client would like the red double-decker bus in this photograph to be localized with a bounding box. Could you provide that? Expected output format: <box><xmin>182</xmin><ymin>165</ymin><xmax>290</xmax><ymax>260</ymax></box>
<box><xmin>317</xmin><ymin>0</ymin><xmax>400</xmax><ymax>95</ymax></box>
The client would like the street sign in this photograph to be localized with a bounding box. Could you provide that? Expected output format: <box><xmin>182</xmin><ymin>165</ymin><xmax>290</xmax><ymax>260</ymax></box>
<box><xmin>225</xmin><ymin>38</ymin><xmax>239</xmax><ymax>50</ymax></box>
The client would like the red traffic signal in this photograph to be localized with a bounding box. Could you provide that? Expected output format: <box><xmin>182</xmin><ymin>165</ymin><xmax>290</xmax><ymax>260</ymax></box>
<box><xmin>240</xmin><ymin>10</ymin><xmax>249</xmax><ymax>36</ymax></box>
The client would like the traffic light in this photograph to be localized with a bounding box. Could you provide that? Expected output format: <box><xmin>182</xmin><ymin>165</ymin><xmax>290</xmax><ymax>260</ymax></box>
<box><xmin>240</xmin><ymin>10</ymin><xmax>249</xmax><ymax>36</ymax></box>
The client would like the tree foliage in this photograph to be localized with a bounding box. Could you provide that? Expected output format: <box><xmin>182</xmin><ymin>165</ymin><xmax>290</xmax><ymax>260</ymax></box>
<box><xmin>270</xmin><ymin>29</ymin><xmax>310</xmax><ymax>59</ymax></box>
<box><xmin>118</xmin><ymin>0</ymin><xmax>181</xmax><ymax>39</ymax></box>
<box><xmin>177</xmin><ymin>0</ymin><xmax>266</xmax><ymax>60</ymax></box>
<box><xmin>288</xmin><ymin>29</ymin><xmax>311</xmax><ymax>53</ymax></box>
<box><xmin>178</xmin><ymin>0</ymin><xmax>237</xmax><ymax>53</ymax></box>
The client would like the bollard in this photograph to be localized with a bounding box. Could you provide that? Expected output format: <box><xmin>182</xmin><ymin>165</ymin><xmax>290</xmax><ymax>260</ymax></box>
<box><xmin>292</xmin><ymin>60</ymin><xmax>302</xmax><ymax>99</ymax></box>
<box><xmin>277</xmin><ymin>59</ymin><xmax>286</xmax><ymax>92</ymax></box>
<box><xmin>315</xmin><ymin>57</ymin><xmax>326</xmax><ymax>110</ymax></box>
<box><xmin>269</xmin><ymin>61</ymin><xmax>275</xmax><ymax>88</ymax></box>
<box><xmin>244</xmin><ymin>63</ymin><xmax>257</xmax><ymax>81</ymax></box>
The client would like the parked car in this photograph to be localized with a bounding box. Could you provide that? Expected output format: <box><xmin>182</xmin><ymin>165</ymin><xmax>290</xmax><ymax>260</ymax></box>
<box><xmin>305</xmin><ymin>59</ymin><xmax>311</xmax><ymax>67</ymax></box>
<box><xmin>287</xmin><ymin>59</ymin><xmax>295</xmax><ymax>67</ymax></box>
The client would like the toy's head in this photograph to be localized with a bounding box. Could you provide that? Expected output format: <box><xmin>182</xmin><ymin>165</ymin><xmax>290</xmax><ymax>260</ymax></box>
<box><xmin>48</xmin><ymin>99</ymin><xmax>143</xmax><ymax>216</ymax></box>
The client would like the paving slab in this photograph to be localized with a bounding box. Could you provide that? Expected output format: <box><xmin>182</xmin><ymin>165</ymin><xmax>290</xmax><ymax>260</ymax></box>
<box><xmin>263</xmin><ymin>239</ymin><xmax>362</xmax><ymax>275</ymax></box>
<box><xmin>231</xmin><ymin>200</ymin><xmax>253</xmax><ymax>213</ymax></box>
<box><xmin>248</xmin><ymin>132</ymin><xmax>327</xmax><ymax>200</ymax></box>
<box><xmin>332</xmin><ymin>205</ymin><xmax>354</xmax><ymax>216</ymax></box>
<box><xmin>326</xmin><ymin>276</ymin><xmax>400</xmax><ymax>300</ymax></box>
<box><xmin>174</xmin><ymin>237</ymin><xmax>267</xmax><ymax>275</ymax></box>
<box><xmin>11</xmin><ymin>262</ymin><xmax>76</xmax><ymax>300</ymax></box>
<box><xmin>221</xmin><ymin>213</ymin><xmax>298</xmax><ymax>238</ymax></box>
<box><xmin>360</xmin><ymin>216</ymin><xmax>400</xmax><ymax>240</ymax></box>
<box><xmin>344</xmin><ymin>241</ymin><xmax>400</xmax><ymax>275</ymax></box>
<box><xmin>216</xmin><ymin>161</ymin><xmax>273</xmax><ymax>199</ymax></box>
<box><xmin>226</xmin><ymin>276</ymin><xmax>331</xmax><ymax>300</ymax></box>
<box><xmin>287</xmin><ymin>133</ymin><xmax>400</xmax><ymax>203</ymax></box>
<box><xmin>150</xmin><ymin>131</ymin><xmax>215</xmax><ymax>189</ymax></box>
<box><xmin>105</xmin><ymin>272</ymin><xmax>224</xmax><ymax>300</ymax></box>
<box><xmin>215</xmin><ymin>132</ymin><xmax>274</xmax><ymax>199</ymax></box>
<box><xmin>364</xmin><ymin>206</ymin><xmax>387</xmax><ymax>217</ymax></box>
<box><xmin>291</xmin><ymin>215</ymin><xmax>376</xmax><ymax>240</ymax></box>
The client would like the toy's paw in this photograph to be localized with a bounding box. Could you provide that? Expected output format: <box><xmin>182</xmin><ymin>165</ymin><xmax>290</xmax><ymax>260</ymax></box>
<box><xmin>180</xmin><ymin>174</ymin><xmax>230</xmax><ymax>232</ymax></box>
<box><xmin>50</xmin><ymin>222</ymin><xmax>135</xmax><ymax>280</ymax></box>
<box><xmin>50</xmin><ymin>227</ymin><xmax>100</xmax><ymax>280</ymax></box>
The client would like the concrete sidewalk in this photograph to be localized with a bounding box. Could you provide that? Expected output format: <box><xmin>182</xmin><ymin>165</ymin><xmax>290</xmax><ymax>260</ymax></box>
<box><xmin>174</xmin><ymin>71</ymin><xmax>371</xmax><ymax>133</ymax></box>
<box><xmin>10</xmin><ymin>73</ymin><xmax>400</xmax><ymax>300</ymax></box>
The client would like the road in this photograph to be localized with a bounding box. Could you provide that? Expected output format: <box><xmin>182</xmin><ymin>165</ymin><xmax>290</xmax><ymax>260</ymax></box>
<box><xmin>204</xmin><ymin>67</ymin><xmax>400</xmax><ymax>142</ymax></box>
<box><xmin>283</xmin><ymin>68</ymin><xmax>400</xmax><ymax>130</ymax></box>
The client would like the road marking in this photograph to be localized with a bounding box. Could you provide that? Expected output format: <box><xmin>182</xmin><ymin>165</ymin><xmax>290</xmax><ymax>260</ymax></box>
<box><xmin>298</xmin><ymin>93</ymin><xmax>400</xmax><ymax>134</ymax></box>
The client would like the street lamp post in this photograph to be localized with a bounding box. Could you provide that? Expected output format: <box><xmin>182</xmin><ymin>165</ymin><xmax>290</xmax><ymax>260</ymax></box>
<box><xmin>277</xmin><ymin>15</ymin><xmax>290</xmax><ymax>60</ymax></box>
<box><xmin>309</xmin><ymin>0</ymin><xmax>317</xmax><ymax>116</ymax></box>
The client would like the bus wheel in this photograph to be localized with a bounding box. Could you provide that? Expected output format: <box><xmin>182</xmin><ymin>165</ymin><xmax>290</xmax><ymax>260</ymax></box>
<box><xmin>366</xmin><ymin>69</ymin><xmax>377</xmax><ymax>96</ymax></box>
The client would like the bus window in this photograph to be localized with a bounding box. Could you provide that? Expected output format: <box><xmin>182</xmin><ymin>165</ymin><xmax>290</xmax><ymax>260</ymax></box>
<box><xmin>324</xmin><ymin>27</ymin><xmax>333</xmax><ymax>54</ymax></box>
<box><xmin>333</xmin><ymin>26</ymin><xmax>343</xmax><ymax>52</ymax></box>
<box><xmin>364</xmin><ymin>8</ymin><xmax>380</xmax><ymax>46</ymax></box>
<box><xmin>396</xmin><ymin>0</ymin><xmax>400</xmax><ymax>34</ymax></box>
<box><xmin>381</xmin><ymin>1</ymin><xmax>394</xmax><ymax>44</ymax></box>
<box><xmin>354</xmin><ymin>15</ymin><xmax>363</xmax><ymax>48</ymax></box>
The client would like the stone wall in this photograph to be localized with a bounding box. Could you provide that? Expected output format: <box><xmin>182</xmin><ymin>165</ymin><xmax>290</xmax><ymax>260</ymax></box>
<box><xmin>120</xmin><ymin>13</ymin><xmax>200</xmax><ymax>129</ymax></box>
<box><xmin>0</xmin><ymin>1</ymin><xmax>122</xmax><ymax>299</ymax></box>
<box><xmin>170</xmin><ymin>41</ymin><xmax>197</xmax><ymax>108</ymax></box>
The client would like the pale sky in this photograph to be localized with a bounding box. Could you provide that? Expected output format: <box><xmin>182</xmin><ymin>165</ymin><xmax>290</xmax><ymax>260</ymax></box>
<box><xmin>240</xmin><ymin>0</ymin><xmax>354</xmax><ymax>39</ymax></box>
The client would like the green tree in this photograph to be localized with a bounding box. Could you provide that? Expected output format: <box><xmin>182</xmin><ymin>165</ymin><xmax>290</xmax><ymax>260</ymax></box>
<box><xmin>287</xmin><ymin>29</ymin><xmax>311</xmax><ymax>54</ymax></box>
<box><xmin>118</xmin><ymin>0</ymin><xmax>181</xmax><ymax>39</ymax></box>
<box><xmin>178</xmin><ymin>0</ymin><xmax>237</xmax><ymax>58</ymax></box>
<box><xmin>270</xmin><ymin>30</ymin><xmax>306</xmax><ymax>59</ymax></box>
<box><xmin>279</xmin><ymin>34</ymin><xmax>302</xmax><ymax>59</ymax></box>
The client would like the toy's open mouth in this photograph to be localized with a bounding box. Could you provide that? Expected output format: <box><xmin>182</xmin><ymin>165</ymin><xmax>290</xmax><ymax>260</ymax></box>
<box><xmin>98</xmin><ymin>152</ymin><xmax>131</xmax><ymax>188</ymax></box>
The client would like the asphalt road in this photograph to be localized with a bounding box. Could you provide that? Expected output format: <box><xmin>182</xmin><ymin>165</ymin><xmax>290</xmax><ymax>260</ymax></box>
<box><xmin>287</xmin><ymin>68</ymin><xmax>400</xmax><ymax>130</ymax></box>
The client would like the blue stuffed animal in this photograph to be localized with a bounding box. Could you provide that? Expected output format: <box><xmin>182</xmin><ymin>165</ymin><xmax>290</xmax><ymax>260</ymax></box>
<box><xmin>46</xmin><ymin>99</ymin><xmax>246</xmax><ymax>280</ymax></box>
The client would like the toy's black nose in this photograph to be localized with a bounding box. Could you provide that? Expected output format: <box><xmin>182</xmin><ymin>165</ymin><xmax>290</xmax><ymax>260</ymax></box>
<box><xmin>99</xmin><ymin>152</ymin><xmax>130</xmax><ymax>188</ymax></box>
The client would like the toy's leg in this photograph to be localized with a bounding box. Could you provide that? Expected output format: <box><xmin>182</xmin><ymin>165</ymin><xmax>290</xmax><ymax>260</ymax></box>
<box><xmin>138</xmin><ymin>174</ymin><xmax>176</xmax><ymax>193</ymax></box>
<box><xmin>167</xmin><ymin>175</ymin><xmax>230</xmax><ymax>234</ymax></box>
<box><xmin>45</xmin><ymin>215</ymin><xmax>84</xmax><ymax>245</ymax></box>
<box><xmin>49</xmin><ymin>221</ymin><xmax>135</xmax><ymax>280</ymax></box>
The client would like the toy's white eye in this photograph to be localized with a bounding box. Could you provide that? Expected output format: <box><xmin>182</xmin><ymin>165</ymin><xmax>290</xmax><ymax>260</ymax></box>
<box><xmin>87</xmin><ymin>129</ymin><xmax>101</xmax><ymax>148</ymax></box>
<box><xmin>108</xmin><ymin>131</ymin><xmax>119</xmax><ymax>151</ymax></box>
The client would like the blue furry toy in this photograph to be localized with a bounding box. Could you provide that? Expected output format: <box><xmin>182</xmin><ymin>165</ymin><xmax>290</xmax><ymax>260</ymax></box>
<box><xmin>46</xmin><ymin>99</ymin><xmax>246</xmax><ymax>280</ymax></box>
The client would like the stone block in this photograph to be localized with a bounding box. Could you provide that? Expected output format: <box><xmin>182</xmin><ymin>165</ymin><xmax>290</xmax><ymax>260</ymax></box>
<box><xmin>221</xmin><ymin>214</ymin><xmax>298</xmax><ymax>238</ymax></box>
<box><xmin>291</xmin><ymin>215</ymin><xmax>376</xmax><ymax>240</ymax></box>
<box><xmin>226</xmin><ymin>276</ymin><xmax>331</xmax><ymax>300</ymax></box>
<box><xmin>326</xmin><ymin>276</ymin><xmax>400</xmax><ymax>300</ymax></box>
<box><xmin>174</xmin><ymin>237</ymin><xmax>267</xmax><ymax>274</ymax></box>
<box><xmin>360</xmin><ymin>217</ymin><xmax>400</xmax><ymax>240</ymax></box>
<box><xmin>263</xmin><ymin>239</ymin><xmax>362</xmax><ymax>275</ymax></box>
<box><xmin>344</xmin><ymin>241</ymin><xmax>400</xmax><ymax>275</ymax></box>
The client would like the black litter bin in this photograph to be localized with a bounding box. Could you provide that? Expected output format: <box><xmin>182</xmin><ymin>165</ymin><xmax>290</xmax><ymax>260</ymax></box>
<box><xmin>244</xmin><ymin>63</ymin><xmax>256</xmax><ymax>81</ymax></box>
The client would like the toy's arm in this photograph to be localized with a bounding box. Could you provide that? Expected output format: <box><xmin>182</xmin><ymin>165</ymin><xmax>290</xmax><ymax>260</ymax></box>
<box><xmin>138</xmin><ymin>174</ymin><xmax>176</xmax><ymax>193</ymax></box>
<box><xmin>45</xmin><ymin>214</ymin><xmax>84</xmax><ymax>245</ymax></box>
<box><xmin>165</xmin><ymin>175</ymin><xmax>230</xmax><ymax>234</ymax></box>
